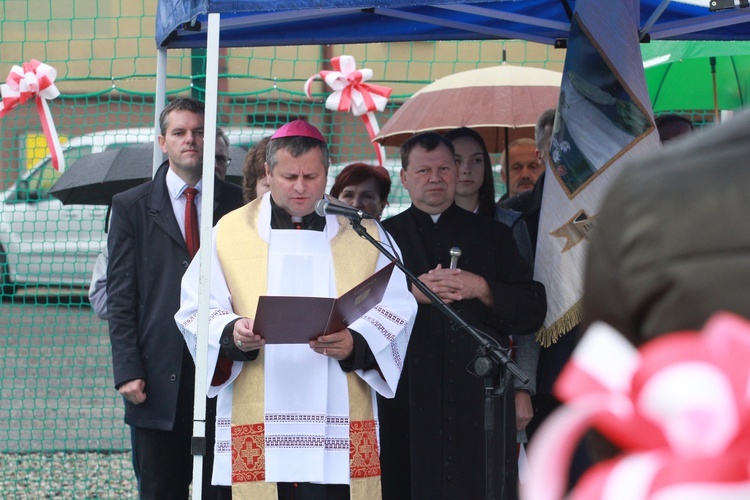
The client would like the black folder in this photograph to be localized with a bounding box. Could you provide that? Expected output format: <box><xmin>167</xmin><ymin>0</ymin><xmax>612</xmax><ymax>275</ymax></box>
<box><xmin>253</xmin><ymin>260</ymin><xmax>396</xmax><ymax>344</ymax></box>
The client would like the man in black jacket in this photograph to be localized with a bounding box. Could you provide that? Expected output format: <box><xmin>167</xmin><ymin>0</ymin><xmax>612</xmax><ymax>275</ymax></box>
<box><xmin>378</xmin><ymin>132</ymin><xmax>546</xmax><ymax>500</ymax></box>
<box><xmin>107</xmin><ymin>97</ymin><xmax>243</xmax><ymax>499</ymax></box>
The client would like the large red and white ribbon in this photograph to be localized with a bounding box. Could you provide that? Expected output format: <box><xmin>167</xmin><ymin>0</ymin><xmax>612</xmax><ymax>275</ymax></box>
<box><xmin>305</xmin><ymin>55</ymin><xmax>392</xmax><ymax>165</ymax></box>
<box><xmin>0</xmin><ymin>60</ymin><xmax>65</xmax><ymax>172</ymax></box>
<box><xmin>523</xmin><ymin>312</ymin><xmax>750</xmax><ymax>500</ymax></box>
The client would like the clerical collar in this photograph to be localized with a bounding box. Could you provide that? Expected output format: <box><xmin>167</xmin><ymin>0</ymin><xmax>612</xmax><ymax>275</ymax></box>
<box><xmin>269</xmin><ymin>196</ymin><xmax>326</xmax><ymax>231</ymax></box>
<box><xmin>411</xmin><ymin>202</ymin><xmax>460</xmax><ymax>224</ymax></box>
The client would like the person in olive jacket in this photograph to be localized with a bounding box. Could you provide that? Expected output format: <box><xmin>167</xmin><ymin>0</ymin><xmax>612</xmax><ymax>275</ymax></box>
<box><xmin>582</xmin><ymin>110</ymin><xmax>749</xmax><ymax>345</ymax></box>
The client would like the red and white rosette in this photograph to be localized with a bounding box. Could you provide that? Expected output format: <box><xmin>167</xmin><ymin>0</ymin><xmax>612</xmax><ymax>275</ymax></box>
<box><xmin>0</xmin><ymin>60</ymin><xmax>65</xmax><ymax>172</ymax></box>
<box><xmin>304</xmin><ymin>55</ymin><xmax>392</xmax><ymax>165</ymax></box>
<box><xmin>523</xmin><ymin>312</ymin><xmax>750</xmax><ymax>500</ymax></box>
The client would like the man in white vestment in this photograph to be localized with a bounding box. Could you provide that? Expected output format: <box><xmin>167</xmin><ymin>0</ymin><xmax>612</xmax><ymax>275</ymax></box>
<box><xmin>175</xmin><ymin>120</ymin><xmax>417</xmax><ymax>500</ymax></box>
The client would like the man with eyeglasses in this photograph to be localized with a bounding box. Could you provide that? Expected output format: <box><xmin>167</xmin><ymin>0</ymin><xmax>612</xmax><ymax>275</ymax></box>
<box><xmin>214</xmin><ymin>128</ymin><xmax>232</xmax><ymax>180</ymax></box>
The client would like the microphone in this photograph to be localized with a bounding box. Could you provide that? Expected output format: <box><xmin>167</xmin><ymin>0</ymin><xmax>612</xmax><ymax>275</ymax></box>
<box><xmin>315</xmin><ymin>199</ymin><xmax>373</xmax><ymax>220</ymax></box>
<box><xmin>449</xmin><ymin>247</ymin><xmax>462</xmax><ymax>269</ymax></box>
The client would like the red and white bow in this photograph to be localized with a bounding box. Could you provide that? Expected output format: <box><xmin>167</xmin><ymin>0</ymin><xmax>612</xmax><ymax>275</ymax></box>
<box><xmin>0</xmin><ymin>60</ymin><xmax>65</xmax><ymax>172</ymax></box>
<box><xmin>524</xmin><ymin>312</ymin><xmax>750</xmax><ymax>500</ymax></box>
<box><xmin>305</xmin><ymin>55</ymin><xmax>392</xmax><ymax>165</ymax></box>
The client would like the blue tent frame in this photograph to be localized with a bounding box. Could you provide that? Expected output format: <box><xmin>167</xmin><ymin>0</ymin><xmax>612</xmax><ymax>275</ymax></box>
<box><xmin>156</xmin><ymin>0</ymin><xmax>750</xmax><ymax>48</ymax></box>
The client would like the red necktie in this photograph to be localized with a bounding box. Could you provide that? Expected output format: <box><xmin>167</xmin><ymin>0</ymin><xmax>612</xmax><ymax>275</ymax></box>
<box><xmin>183</xmin><ymin>187</ymin><xmax>200</xmax><ymax>258</ymax></box>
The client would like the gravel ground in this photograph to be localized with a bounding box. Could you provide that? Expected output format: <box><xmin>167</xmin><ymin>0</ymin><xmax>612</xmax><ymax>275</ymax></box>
<box><xmin>0</xmin><ymin>451</ymin><xmax>137</xmax><ymax>499</ymax></box>
<box><xmin>0</xmin><ymin>299</ymin><xmax>129</xmax><ymax>453</ymax></box>
<box><xmin>1</xmin><ymin>297</ymin><xmax>137</xmax><ymax>497</ymax></box>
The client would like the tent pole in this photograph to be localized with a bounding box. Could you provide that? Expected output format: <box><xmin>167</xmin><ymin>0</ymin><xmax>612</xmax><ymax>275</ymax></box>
<box><xmin>153</xmin><ymin>48</ymin><xmax>167</xmax><ymax>177</ymax></box>
<box><xmin>321</xmin><ymin>45</ymin><xmax>335</xmax><ymax>155</ymax></box>
<box><xmin>504</xmin><ymin>127</ymin><xmax>510</xmax><ymax>196</ymax></box>
<box><xmin>711</xmin><ymin>56</ymin><xmax>719</xmax><ymax>123</ymax></box>
<box><xmin>192</xmin><ymin>12</ymin><xmax>221</xmax><ymax>500</ymax></box>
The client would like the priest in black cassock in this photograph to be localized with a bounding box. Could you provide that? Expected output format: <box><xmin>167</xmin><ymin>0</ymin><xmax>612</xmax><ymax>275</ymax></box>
<box><xmin>378</xmin><ymin>132</ymin><xmax>547</xmax><ymax>500</ymax></box>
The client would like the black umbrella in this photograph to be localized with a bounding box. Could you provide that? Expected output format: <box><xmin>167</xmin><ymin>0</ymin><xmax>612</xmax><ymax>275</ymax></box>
<box><xmin>49</xmin><ymin>143</ymin><xmax>157</xmax><ymax>205</ymax></box>
<box><xmin>50</xmin><ymin>143</ymin><xmax>248</xmax><ymax>205</ymax></box>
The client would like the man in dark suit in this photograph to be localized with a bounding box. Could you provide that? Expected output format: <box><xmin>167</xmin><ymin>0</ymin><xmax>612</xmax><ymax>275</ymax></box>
<box><xmin>378</xmin><ymin>132</ymin><xmax>546</xmax><ymax>500</ymax></box>
<box><xmin>499</xmin><ymin>109</ymin><xmax>591</xmax><ymax>485</ymax></box>
<box><xmin>107</xmin><ymin>97</ymin><xmax>243</xmax><ymax>499</ymax></box>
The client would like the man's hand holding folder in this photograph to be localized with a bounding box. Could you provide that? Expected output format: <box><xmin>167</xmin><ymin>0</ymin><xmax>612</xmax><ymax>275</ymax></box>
<box><xmin>252</xmin><ymin>260</ymin><xmax>396</xmax><ymax>344</ymax></box>
<box><xmin>232</xmin><ymin>318</ymin><xmax>265</xmax><ymax>353</ymax></box>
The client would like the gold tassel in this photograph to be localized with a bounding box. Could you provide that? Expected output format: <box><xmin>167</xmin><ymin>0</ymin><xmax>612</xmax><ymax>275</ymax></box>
<box><xmin>535</xmin><ymin>301</ymin><xmax>582</xmax><ymax>347</ymax></box>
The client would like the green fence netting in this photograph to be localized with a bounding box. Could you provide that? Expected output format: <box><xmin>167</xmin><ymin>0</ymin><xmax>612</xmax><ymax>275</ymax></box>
<box><xmin>0</xmin><ymin>1</ymin><xmax>721</xmax><ymax>498</ymax></box>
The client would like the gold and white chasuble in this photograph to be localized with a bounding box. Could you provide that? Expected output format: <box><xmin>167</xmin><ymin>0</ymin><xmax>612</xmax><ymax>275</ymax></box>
<box><xmin>175</xmin><ymin>193</ymin><xmax>416</xmax><ymax>500</ymax></box>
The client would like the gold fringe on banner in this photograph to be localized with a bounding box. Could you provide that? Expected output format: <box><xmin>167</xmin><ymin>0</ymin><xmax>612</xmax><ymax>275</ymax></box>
<box><xmin>535</xmin><ymin>301</ymin><xmax>583</xmax><ymax>347</ymax></box>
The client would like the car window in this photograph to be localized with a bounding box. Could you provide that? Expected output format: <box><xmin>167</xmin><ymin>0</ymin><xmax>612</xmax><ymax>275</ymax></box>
<box><xmin>23</xmin><ymin>146</ymin><xmax>93</xmax><ymax>200</ymax></box>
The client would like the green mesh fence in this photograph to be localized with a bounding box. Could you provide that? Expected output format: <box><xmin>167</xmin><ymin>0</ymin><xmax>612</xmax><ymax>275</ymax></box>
<box><xmin>0</xmin><ymin>1</ymin><xmax>725</xmax><ymax>498</ymax></box>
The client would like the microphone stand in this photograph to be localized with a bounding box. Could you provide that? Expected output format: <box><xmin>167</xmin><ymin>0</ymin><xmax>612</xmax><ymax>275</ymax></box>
<box><xmin>349</xmin><ymin>218</ymin><xmax>528</xmax><ymax>500</ymax></box>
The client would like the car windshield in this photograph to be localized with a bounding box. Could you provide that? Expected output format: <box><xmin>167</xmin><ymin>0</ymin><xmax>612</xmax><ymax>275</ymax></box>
<box><xmin>22</xmin><ymin>146</ymin><xmax>93</xmax><ymax>199</ymax></box>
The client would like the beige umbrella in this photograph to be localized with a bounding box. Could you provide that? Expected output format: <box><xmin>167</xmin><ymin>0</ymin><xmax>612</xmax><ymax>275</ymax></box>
<box><xmin>374</xmin><ymin>63</ymin><xmax>562</xmax><ymax>154</ymax></box>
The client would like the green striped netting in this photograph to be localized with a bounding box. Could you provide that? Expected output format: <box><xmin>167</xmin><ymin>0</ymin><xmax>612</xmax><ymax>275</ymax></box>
<box><xmin>0</xmin><ymin>1</ymin><xmax>720</xmax><ymax>497</ymax></box>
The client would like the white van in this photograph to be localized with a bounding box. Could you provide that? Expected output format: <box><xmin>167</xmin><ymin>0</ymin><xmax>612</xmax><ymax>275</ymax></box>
<box><xmin>0</xmin><ymin>126</ymin><xmax>270</xmax><ymax>294</ymax></box>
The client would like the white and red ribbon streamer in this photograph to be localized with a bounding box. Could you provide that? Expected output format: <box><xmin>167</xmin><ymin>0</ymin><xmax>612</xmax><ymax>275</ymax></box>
<box><xmin>523</xmin><ymin>312</ymin><xmax>750</xmax><ymax>500</ymax></box>
<box><xmin>0</xmin><ymin>60</ymin><xmax>65</xmax><ymax>172</ymax></box>
<box><xmin>305</xmin><ymin>55</ymin><xmax>391</xmax><ymax>165</ymax></box>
